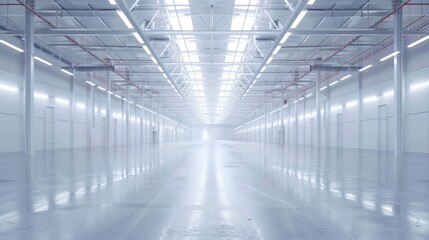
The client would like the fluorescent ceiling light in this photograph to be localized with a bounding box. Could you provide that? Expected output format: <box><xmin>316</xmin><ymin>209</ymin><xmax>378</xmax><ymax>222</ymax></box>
<box><xmin>319</xmin><ymin>86</ymin><xmax>327</xmax><ymax>91</ymax></box>
<box><xmin>363</xmin><ymin>96</ymin><xmax>378</xmax><ymax>103</ymax></box>
<box><xmin>55</xmin><ymin>97</ymin><xmax>69</xmax><ymax>105</ymax></box>
<box><xmin>380</xmin><ymin>51</ymin><xmax>400</xmax><ymax>61</ymax></box>
<box><xmin>329</xmin><ymin>81</ymin><xmax>338</xmax><ymax>86</ymax></box>
<box><xmin>330</xmin><ymin>105</ymin><xmax>341</xmax><ymax>111</ymax></box>
<box><xmin>97</xmin><ymin>86</ymin><xmax>106</xmax><ymax>91</ymax></box>
<box><xmin>85</xmin><ymin>81</ymin><xmax>96</xmax><ymax>86</ymax></box>
<box><xmin>143</xmin><ymin>45</ymin><xmax>151</xmax><ymax>55</ymax></box>
<box><xmin>157</xmin><ymin>66</ymin><xmax>163</xmax><ymax>72</ymax></box>
<box><xmin>34</xmin><ymin>92</ymin><xmax>48</xmax><ymax>99</ymax></box>
<box><xmin>272</xmin><ymin>45</ymin><xmax>282</xmax><ymax>55</ymax></box>
<box><xmin>346</xmin><ymin>100</ymin><xmax>358</xmax><ymax>107</ymax></box>
<box><xmin>261</xmin><ymin>66</ymin><xmax>267</xmax><ymax>72</ymax></box>
<box><xmin>307</xmin><ymin>0</ymin><xmax>316</xmax><ymax>5</ymax></box>
<box><xmin>410</xmin><ymin>81</ymin><xmax>429</xmax><ymax>91</ymax></box>
<box><xmin>306</xmin><ymin>93</ymin><xmax>312</xmax><ymax>98</ymax></box>
<box><xmin>34</xmin><ymin>56</ymin><xmax>52</xmax><ymax>66</ymax></box>
<box><xmin>108</xmin><ymin>0</ymin><xmax>116</xmax><ymax>5</ymax></box>
<box><xmin>76</xmin><ymin>102</ymin><xmax>86</xmax><ymax>109</ymax></box>
<box><xmin>0</xmin><ymin>39</ymin><xmax>24</xmax><ymax>52</ymax></box>
<box><xmin>359</xmin><ymin>64</ymin><xmax>373</xmax><ymax>72</ymax></box>
<box><xmin>291</xmin><ymin>10</ymin><xmax>308</xmax><ymax>29</ymax></box>
<box><xmin>132</xmin><ymin>32</ymin><xmax>144</xmax><ymax>44</ymax></box>
<box><xmin>107</xmin><ymin>91</ymin><xmax>114</xmax><ymax>95</ymax></box>
<box><xmin>280</xmin><ymin>32</ymin><xmax>292</xmax><ymax>44</ymax></box>
<box><xmin>114</xmin><ymin>94</ymin><xmax>121</xmax><ymax>99</ymax></box>
<box><xmin>383</xmin><ymin>90</ymin><xmax>394</xmax><ymax>97</ymax></box>
<box><xmin>407</xmin><ymin>35</ymin><xmax>429</xmax><ymax>48</ymax></box>
<box><xmin>129</xmin><ymin>101</ymin><xmax>134</xmax><ymax>104</ymax></box>
<box><xmin>267</xmin><ymin>56</ymin><xmax>274</xmax><ymax>64</ymax></box>
<box><xmin>116</xmin><ymin>10</ymin><xmax>133</xmax><ymax>29</ymax></box>
<box><xmin>341</xmin><ymin>74</ymin><xmax>352</xmax><ymax>81</ymax></box>
<box><xmin>0</xmin><ymin>83</ymin><xmax>18</xmax><ymax>92</ymax></box>
<box><xmin>61</xmin><ymin>69</ymin><xmax>74</xmax><ymax>76</ymax></box>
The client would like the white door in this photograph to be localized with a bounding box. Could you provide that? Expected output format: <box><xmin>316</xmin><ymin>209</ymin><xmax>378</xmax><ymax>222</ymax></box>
<box><xmin>45</xmin><ymin>107</ymin><xmax>55</xmax><ymax>150</ymax></box>
<box><xmin>378</xmin><ymin>105</ymin><xmax>388</xmax><ymax>151</ymax></box>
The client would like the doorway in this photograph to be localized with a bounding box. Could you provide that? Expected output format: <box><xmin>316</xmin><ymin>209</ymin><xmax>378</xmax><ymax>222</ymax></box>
<box><xmin>45</xmin><ymin>106</ymin><xmax>55</xmax><ymax>150</ymax></box>
<box><xmin>378</xmin><ymin>105</ymin><xmax>388</xmax><ymax>151</ymax></box>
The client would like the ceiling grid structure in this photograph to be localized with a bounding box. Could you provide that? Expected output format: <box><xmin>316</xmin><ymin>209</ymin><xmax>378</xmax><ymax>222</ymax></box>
<box><xmin>1</xmin><ymin>0</ymin><xmax>429</xmax><ymax>125</ymax></box>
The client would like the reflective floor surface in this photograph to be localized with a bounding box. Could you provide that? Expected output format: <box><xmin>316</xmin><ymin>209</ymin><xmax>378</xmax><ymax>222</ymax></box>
<box><xmin>0</xmin><ymin>141</ymin><xmax>428</xmax><ymax>239</ymax></box>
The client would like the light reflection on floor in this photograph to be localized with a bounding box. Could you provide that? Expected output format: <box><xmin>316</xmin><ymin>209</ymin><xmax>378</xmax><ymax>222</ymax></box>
<box><xmin>0</xmin><ymin>141</ymin><xmax>428</xmax><ymax>239</ymax></box>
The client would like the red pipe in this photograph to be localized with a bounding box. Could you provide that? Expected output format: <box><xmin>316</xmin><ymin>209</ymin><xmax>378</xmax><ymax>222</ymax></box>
<box><xmin>296</xmin><ymin>0</ymin><xmax>418</xmax><ymax>95</ymax></box>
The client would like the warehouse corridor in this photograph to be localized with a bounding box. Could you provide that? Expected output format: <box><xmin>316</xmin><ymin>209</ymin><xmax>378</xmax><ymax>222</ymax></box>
<box><xmin>1</xmin><ymin>142</ymin><xmax>428</xmax><ymax>239</ymax></box>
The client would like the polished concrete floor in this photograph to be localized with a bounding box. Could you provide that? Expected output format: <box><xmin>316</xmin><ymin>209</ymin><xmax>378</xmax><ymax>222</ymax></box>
<box><xmin>0</xmin><ymin>141</ymin><xmax>428</xmax><ymax>239</ymax></box>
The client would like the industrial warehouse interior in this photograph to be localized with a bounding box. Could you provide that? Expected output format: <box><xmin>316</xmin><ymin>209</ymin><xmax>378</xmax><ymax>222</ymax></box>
<box><xmin>1</xmin><ymin>0</ymin><xmax>429</xmax><ymax>239</ymax></box>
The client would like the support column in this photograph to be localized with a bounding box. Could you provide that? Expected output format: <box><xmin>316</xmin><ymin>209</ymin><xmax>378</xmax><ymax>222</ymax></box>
<box><xmin>281</xmin><ymin>87</ymin><xmax>285</xmax><ymax>145</ymax></box>
<box><xmin>357</xmin><ymin>72</ymin><xmax>362</xmax><ymax>149</ymax></box>
<box><xmin>106</xmin><ymin>72</ymin><xmax>112</xmax><ymax>148</ymax></box>
<box><xmin>24</xmin><ymin>0</ymin><xmax>35</xmax><ymax>155</ymax></box>
<box><xmin>70</xmin><ymin>69</ymin><xmax>76</xmax><ymax>148</ymax></box>
<box><xmin>294</xmin><ymin>86</ymin><xmax>299</xmax><ymax>146</ymax></box>
<box><xmin>316</xmin><ymin>71</ymin><xmax>321</xmax><ymax>149</ymax></box>
<box><xmin>126</xmin><ymin>85</ymin><xmax>130</xmax><ymax>146</ymax></box>
<box><xmin>87</xmin><ymin>72</ymin><xmax>94</xmax><ymax>148</ymax></box>
<box><xmin>140</xmin><ymin>92</ymin><xmax>144</xmax><ymax>145</ymax></box>
<box><xmin>393</xmin><ymin>0</ymin><xmax>405</xmax><ymax>156</ymax></box>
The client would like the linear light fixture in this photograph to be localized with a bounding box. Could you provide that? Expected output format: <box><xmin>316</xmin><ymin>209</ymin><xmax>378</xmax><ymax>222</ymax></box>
<box><xmin>280</xmin><ymin>32</ymin><xmax>292</xmax><ymax>44</ymax></box>
<box><xmin>407</xmin><ymin>35</ymin><xmax>429</xmax><ymax>48</ymax></box>
<box><xmin>306</xmin><ymin>93</ymin><xmax>312</xmax><ymax>98</ymax></box>
<box><xmin>319</xmin><ymin>86</ymin><xmax>327</xmax><ymax>91</ymax></box>
<box><xmin>383</xmin><ymin>90</ymin><xmax>394</xmax><ymax>97</ymax></box>
<box><xmin>143</xmin><ymin>45</ymin><xmax>152</xmax><ymax>55</ymax></box>
<box><xmin>410</xmin><ymin>81</ymin><xmax>429</xmax><ymax>91</ymax></box>
<box><xmin>346</xmin><ymin>100</ymin><xmax>358</xmax><ymax>107</ymax></box>
<box><xmin>114</xmin><ymin>94</ymin><xmax>121</xmax><ymax>99</ymax></box>
<box><xmin>0</xmin><ymin>83</ymin><xmax>18</xmax><ymax>92</ymax></box>
<box><xmin>267</xmin><ymin>56</ymin><xmax>274</xmax><ymax>64</ymax></box>
<box><xmin>261</xmin><ymin>66</ymin><xmax>267</xmax><ymax>72</ymax></box>
<box><xmin>61</xmin><ymin>69</ymin><xmax>74</xmax><ymax>76</ymax></box>
<box><xmin>85</xmin><ymin>81</ymin><xmax>96</xmax><ymax>86</ymax></box>
<box><xmin>108</xmin><ymin>0</ymin><xmax>116</xmax><ymax>5</ymax></box>
<box><xmin>0</xmin><ymin>39</ymin><xmax>24</xmax><ymax>52</ymax></box>
<box><xmin>329</xmin><ymin>81</ymin><xmax>338</xmax><ymax>86</ymax></box>
<box><xmin>363</xmin><ymin>96</ymin><xmax>378</xmax><ymax>103</ymax></box>
<box><xmin>34</xmin><ymin>56</ymin><xmax>52</xmax><ymax>66</ymax></box>
<box><xmin>272</xmin><ymin>45</ymin><xmax>282</xmax><ymax>55</ymax></box>
<box><xmin>341</xmin><ymin>74</ymin><xmax>352</xmax><ymax>81</ymax></box>
<box><xmin>291</xmin><ymin>10</ymin><xmax>308</xmax><ymax>29</ymax></box>
<box><xmin>150</xmin><ymin>56</ymin><xmax>158</xmax><ymax>64</ymax></box>
<box><xmin>97</xmin><ymin>86</ymin><xmax>106</xmax><ymax>91</ymax></box>
<box><xmin>55</xmin><ymin>97</ymin><xmax>69</xmax><ymax>105</ymax></box>
<box><xmin>116</xmin><ymin>10</ymin><xmax>133</xmax><ymax>29</ymax></box>
<box><xmin>34</xmin><ymin>92</ymin><xmax>48</xmax><ymax>99</ymax></box>
<box><xmin>132</xmin><ymin>32</ymin><xmax>144</xmax><ymax>44</ymax></box>
<box><xmin>76</xmin><ymin>102</ymin><xmax>86</xmax><ymax>109</ymax></box>
<box><xmin>359</xmin><ymin>64</ymin><xmax>373</xmax><ymax>72</ymax></box>
<box><xmin>380</xmin><ymin>51</ymin><xmax>400</xmax><ymax>61</ymax></box>
<box><xmin>307</xmin><ymin>0</ymin><xmax>316</xmax><ymax>5</ymax></box>
<box><xmin>107</xmin><ymin>91</ymin><xmax>113</xmax><ymax>95</ymax></box>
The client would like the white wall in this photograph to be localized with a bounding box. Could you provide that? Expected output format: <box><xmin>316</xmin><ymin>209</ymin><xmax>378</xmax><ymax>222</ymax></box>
<box><xmin>234</xmin><ymin>36</ymin><xmax>429</xmax><ymax>154</ymax></box>
<box><xmin>192</xmin><ymin>125</ymin><xmax>234</xmax><ymax>141</ymax></box>
<box><xmin>0</xmin><ymin>37</ymin><xmax>189</xmax><ymax>153</ymax></box>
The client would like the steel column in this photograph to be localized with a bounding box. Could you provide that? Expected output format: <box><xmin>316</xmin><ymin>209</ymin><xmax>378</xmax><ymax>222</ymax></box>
<box><xmin>106</xmin><ymin>72</ymin><xmax>112</xmax><ymax>148</ymax></box>
<box><xmin>393</xmin><ymin>0</ymin><xmax>405</xmax><ymax>156</ymax></box>
<box><xmin>126</xmin><ymin>85</ymin><xmax>130</xmax><ymax>146</ymax></box>
<box><xmin>70</xmin><ymin>69</ymin><xmax>76</xmax><ymax>148</ymax></box>
<box><xmin>24</xmin><ymin>0</ymin><xmax>34</xmax><ymax>155</ymax></box>
<box><xmin>316</xmin><ymin>71</ymin><xmax>321</xmax><ymax>149</ymax></box>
